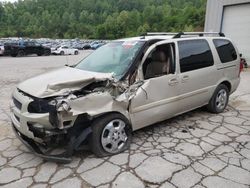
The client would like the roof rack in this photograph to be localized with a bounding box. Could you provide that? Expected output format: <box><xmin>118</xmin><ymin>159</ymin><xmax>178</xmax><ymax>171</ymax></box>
<box><xmin>140</xmin><ymin>32</ymin><xmax>178</xmax><ymax>39</ymax></box>
<box><xmin>140</xmin><ymin>32</ymin><xmax>225</xmax><ymax>39</ymax></box>
<box><xmin>173</xmin><ymin>32</ymin><xmax>225</xmax><ymax>38</ymax></box>
<box><xmin>143</xmin><ymin>32</ymin><xmax>178</xmax><ymax>36</ymax></box>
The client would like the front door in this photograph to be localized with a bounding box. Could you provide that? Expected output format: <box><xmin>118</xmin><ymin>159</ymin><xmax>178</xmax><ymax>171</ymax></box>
<box><xmin>129</xmin><ymin>41</ymin><xmax>181</xmax><ymax>130</ymax></box>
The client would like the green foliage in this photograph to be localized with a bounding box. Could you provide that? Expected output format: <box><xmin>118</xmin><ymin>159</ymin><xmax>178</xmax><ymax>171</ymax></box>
<box><xmin>0</xmin><ymin>0</ymin><xmax>206</xmax><ymax>39</ymax></box>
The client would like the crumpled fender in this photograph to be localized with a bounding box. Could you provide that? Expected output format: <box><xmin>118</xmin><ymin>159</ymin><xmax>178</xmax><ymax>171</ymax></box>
<box><xmin>68</xmin><ymin>91</ymin><xmax>130</xmax><ymax>121</ymax></box>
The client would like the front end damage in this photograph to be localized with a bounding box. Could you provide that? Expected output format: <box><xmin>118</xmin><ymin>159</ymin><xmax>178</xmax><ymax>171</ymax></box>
<box><xmin>10</xmin><ymin>71</ymin><xmax>142</xmax><ymax>163</ymax></box>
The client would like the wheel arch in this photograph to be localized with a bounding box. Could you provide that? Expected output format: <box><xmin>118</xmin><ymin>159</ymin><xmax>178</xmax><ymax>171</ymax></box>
<box><xmin>219</xmin><ymin>80</ymin><xmax>231</xmax><ymax>93</ymax></box>
<box><xmin>71</xmin><ymin>110</ymin><xmax>131</xmax><ymax>129</ymax></box>
<box><xmin>94</xmin><ymin>111</ymin><xmax>130</xmax><ymax>124</ymax></box>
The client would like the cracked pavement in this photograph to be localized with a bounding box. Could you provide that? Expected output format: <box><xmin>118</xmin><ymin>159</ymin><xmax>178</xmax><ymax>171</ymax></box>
<box><xmin>0</xmin><ymin>53</ymin><xmax>250</xmax><ymax>188</ymax></box>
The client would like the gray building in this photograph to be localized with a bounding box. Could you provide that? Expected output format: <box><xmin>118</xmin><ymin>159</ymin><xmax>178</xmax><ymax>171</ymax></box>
<box><xmin>205</xmin><ymin>0</ymin><xmax>250</xmax><ymax>61</ymax></box>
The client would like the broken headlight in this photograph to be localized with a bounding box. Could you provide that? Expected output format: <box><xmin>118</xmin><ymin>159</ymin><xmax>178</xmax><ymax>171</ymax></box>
<box><xmin>48</xmin><ymin>97</ymin><xmax>74</xmax><ymax>129</ymax></box>
<box><xmin>48</xmin><ymin>95</ymin><xmax>75</xmax><ymax>112</ymax></box>
<box><xmin>48</xmin><ymin>99</ymin><xmax>57</xmax><ymax>106</ymax></box>
<box><xmin>28</xmin><ymin>99</ymin><xmax>55</xmax><ymax>113</ymax></box>
<box><xmin>56</xmin><ymin>101</ymin><xmax>71</xmax><ymax>112</ymax></box>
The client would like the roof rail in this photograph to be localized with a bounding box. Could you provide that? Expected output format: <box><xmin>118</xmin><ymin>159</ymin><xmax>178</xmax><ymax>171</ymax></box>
<box><xmin>173</xmin><ymin>32</ymin><xmax>225</xmax><ymax>38</ymax></box>
<box><xmin>140</xmin><ymin>32</ymin><xmax>178</xmax><ymax>38</ymax></box>
<box><xmin>145</xmin><ymin>32</ymin><xmax>178</xmax><ymax>36</ymax></box>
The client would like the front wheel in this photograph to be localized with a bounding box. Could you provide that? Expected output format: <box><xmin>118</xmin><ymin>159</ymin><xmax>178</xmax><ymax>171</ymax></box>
<box><xmin>74</xmin><ymin>51</ymin><xmax>78</xmax><ymax>55</ymax></box>
<box><xmin>44</xmin><ymin>50</ymin><xmax>51</xmax><ymax>56</ymax></box>
<box><xmin>60</xmin><ymin>51</ymin><xmax>64</xmax><ymax>55</ymax></box>
<box><xmin>207</xmin><ymin>84</ymin><xmax>229</xmax><ymax>113</ymax></box>
<box><xmin>89</xmin><ymin>113</ymin><xmax>132</xmax><ymax>157</ymax></box>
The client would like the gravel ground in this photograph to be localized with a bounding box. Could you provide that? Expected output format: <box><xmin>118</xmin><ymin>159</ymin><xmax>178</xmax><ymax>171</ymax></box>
<box><xmin>0</xmin><ymin>52</ymin><xmax>249</xmax><ymax>188</ymax></box>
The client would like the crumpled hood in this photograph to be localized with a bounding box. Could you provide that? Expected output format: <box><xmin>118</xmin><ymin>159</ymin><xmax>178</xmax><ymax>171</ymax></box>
<box><xmin>18</xmin><ymin>67</ymin><xmax>113</xmax><ymax>98</ymax></box>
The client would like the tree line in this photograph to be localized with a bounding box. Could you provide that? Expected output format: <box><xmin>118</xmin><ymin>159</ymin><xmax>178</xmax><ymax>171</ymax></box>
<box><xmin>0</xmin><ymin>0</ymin><xmax>206</xmax><ymax>39</ymax></box>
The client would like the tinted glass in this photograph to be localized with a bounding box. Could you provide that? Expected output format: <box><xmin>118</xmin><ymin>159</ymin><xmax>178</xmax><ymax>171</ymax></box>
<box><xmin>178</xmin><ymin>39</ymin><xmax>214</xmax><ymax>73</ymax></box>
<box><xmin>213</xmin><ymin>39</ymin><xmax>237</xmax><ymax>63</ymax></box>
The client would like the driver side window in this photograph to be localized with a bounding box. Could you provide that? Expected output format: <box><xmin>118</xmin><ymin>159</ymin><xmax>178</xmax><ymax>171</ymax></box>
<box><xmin>143</xmin><ymin>43</ymin><xmax>175</xmax><ymax>79</ymax></box>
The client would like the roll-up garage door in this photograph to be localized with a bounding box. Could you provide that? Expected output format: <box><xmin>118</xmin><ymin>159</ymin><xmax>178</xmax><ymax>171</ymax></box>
<box><xmin>222</xmin><ymin>4</ymin><xmax>250</xmax><ymax>62</ymax></box>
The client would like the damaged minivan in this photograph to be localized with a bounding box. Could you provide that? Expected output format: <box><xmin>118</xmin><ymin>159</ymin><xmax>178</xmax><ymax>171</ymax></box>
<box><xmin>10</xmin><ymin>32</ymin><xmax>241</xmax><ymax>163</ymax></box>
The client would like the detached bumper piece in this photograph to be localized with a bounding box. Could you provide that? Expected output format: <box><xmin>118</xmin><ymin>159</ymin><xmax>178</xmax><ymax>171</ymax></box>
<box><xmin>12</xmin><ymin>125</ymin><xmax>92</xmax><ymax>163</ymax></box>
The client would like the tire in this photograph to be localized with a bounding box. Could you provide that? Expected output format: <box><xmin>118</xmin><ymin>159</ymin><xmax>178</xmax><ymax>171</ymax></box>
<box><xmin>74</xmin><ymin>51</ymin><xmax>78</xmax><ymax>55</ymax></box>
<box><xmin>60</xmin><ymin>51</ymin><xmax>64</xmax><ymax>55</ymax></box>
<box><xmin>89</xmin><ymin>113</ymin><xmax>132</xmax><ymax>157</ymax></box>
<box><xmin>17</xmin><ymin>50</ymin><xmax>25</xmax><ymax>57</ymax></box>
<box><xmin>207</xmin><ymin>84</ymin><xmax>229</xmax><ymax>113</ymax></box>
<box><xmin>44</xmin><ymin>50</ymin><xmax>51</xmax><ymax>56</ymax></box>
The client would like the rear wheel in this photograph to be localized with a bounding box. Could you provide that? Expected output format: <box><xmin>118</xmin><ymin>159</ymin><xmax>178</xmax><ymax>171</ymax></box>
<box><xmin>207</xmin><ymin>84</ymin><xmax>229</xmax><ymax>113</ymax></box>
<box><xmin>17</xmin><ymin>50</ymin><xmax>25</xmax><ymax>57</ymax></box>
<box><xmin>74</xmin><ymin>51</ymin><xmax>78</xmax><ymax>55</ymax></box>
<box><xmin>11</xmin><ymin>53</ymin><xmax>17</xmax><ymax>57</ymax></box>
<box><xmin>60</xmin><ymin>51</ymin><xmax>64</xmax><ymax>55</ymax></box>
<box><xmin>89</xmin><ymin>113</ymin><xmax>132</xmax><ymax>157</ymax></box>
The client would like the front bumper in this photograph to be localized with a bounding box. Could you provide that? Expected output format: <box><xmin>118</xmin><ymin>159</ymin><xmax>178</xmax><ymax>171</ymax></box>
<box><xmin>51</xmin><ymin>51</ymin><xmax>60</xmax><ymax>55</ymax></box>
<box><xmin>10</xmin><ymin>89</ymin><xmax>92</xmax><ymax>163</ymax></box>
<box><xmin>12</xmin><ymin>124</ymin><xmax>73</xmax><ymax>163</ymax></box>
<box><xmin>12</xmin><ymin>123</ymin><xmax>92</xmax><ymax>163</ymax></box>
<box><xmin>10</xmin><ymin>89</ymin><xmax>53</xmax><ymax>142</ymax></box>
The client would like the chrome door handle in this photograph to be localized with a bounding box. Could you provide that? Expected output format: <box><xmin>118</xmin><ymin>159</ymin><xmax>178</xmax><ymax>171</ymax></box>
<box><xmin>168</xmin><ymin>78</ymin><xmax>178</xmax><ymax>86</ymax></box>
<box><xmin>182</xmin><ymin>75</ymin><xmax>189</xmax><ymax>82</ymax></box>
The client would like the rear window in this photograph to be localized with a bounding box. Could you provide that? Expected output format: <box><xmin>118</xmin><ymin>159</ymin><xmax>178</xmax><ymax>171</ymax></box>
<box><xmin>213</xmin><ymin>39</ymin><xmax>237</xmax><ymax>63</ymax></box>
<box><xmin>178</xmin><ymin>39</ymin><xmax>214</xmax><ymax>73</ymax></box>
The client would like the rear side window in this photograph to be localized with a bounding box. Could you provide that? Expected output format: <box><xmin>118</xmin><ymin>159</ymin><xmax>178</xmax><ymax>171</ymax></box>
<box><xmin>213</xmin><ymin>39</ymin><xmax>237</xmax><ymax>63</ymax></box>
<box><xmin>178</xmin><ymin>39</ymin><xmax>214</xmax><ymax>73</ymax></box>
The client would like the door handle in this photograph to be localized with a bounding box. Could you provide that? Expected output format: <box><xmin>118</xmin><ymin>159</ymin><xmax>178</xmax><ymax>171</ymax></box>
<box><xmin>182</xmin><ymin>75</ymin><xmax>189</xmax><ymax>82</ymax></box>
<box><xmin>168</xmin><ymin>78</ymin><xmax>178</xmax><ymax>86</ymax></box>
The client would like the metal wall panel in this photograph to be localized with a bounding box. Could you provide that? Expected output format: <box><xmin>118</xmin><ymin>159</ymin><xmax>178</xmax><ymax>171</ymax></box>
<box><xmin>205</xmin><ymin>0</ymin><xmax>250</xmax><ymax>32</ymax></box>
<box><xmin>205</xmin><ymin>0</ymin><xmax>250</xmax><ymax>61</ymax></box>
<box><xmin>222</xmin><ymin>4</ymin><xmax>250</xmax><ymax>61</ymax></box>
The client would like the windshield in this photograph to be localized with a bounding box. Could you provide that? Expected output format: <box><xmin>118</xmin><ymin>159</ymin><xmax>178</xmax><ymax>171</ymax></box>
<box><xmin>75</xmin><ymin>41</ymin><xmax>144</xmax><ymax>79</ymax></box>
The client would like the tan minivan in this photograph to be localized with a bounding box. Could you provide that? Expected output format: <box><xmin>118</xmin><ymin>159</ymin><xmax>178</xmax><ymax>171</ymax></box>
<box><xmin>10</xmin><ymin>32</ymin><xmax>241</xmax><ymax>162</ymax></box>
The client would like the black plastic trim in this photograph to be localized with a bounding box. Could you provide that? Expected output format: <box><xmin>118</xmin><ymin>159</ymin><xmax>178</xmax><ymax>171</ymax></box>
<box><xmin>12</xmin><ymin>124</ymin><xmax>92</xmax><ymax>163</ymax></box>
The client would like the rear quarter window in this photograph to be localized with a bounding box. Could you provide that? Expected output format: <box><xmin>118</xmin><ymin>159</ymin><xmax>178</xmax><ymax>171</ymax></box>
<box><xmin>178</xmin><ymin>39</ymin><xmax>214</xmax><ymax>73</ymax></box>
<box><xmin>213</xmin><ymin>39</ymin><xmax>237</xmax><ymax>63</ymax></box>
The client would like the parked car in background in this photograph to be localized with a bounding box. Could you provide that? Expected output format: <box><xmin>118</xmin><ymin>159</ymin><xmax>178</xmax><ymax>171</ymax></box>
<box><xmin>0</xmin><ymin>44</ymin><xmax>4</xmax><ymax>55</ymax></box>
<box><xmin>82</xmin><ymin>43</ymin><xmax>91</xmax><ymax>49</ymax></box>
<box><xmin>71</xmin><ymin>43</ymin><xmax>86</xmax><ymax>50</ymax></box>
<box><xmin>52</xmin><ymin>46</ymin><xmax>79</xmax><ymax>55</ymax></box>
<box><xmin>10</xmin><ymin>32</ymin><xmax>241</xmax><ymax>163</ymax></box>
<box><xmin>91</xmin><ymin>42</ymin><xmax>105</xmax><ymax>50</ymax></box>
<box><xmin>90</xmin><ymin>41</ymin><xmax>105</xmax><ymax>50</ymax></box>
<box><xmin>4</xmin><ymin>41</ymin><xmax>51</xmax><ymax>57</ymax></box>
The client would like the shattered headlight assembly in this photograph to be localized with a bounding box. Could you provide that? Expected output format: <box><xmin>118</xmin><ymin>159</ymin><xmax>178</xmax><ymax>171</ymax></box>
<box><xmin>48</xmin><ymin>93</ymin><xmax>76</xmax><ymax>111</ymax></box>
<box><xmin>48</xmin><ymin>99</ymin><xmax>57</xmax><ymax>106</ymax></box>
<box><xmin>48</xmin><ymin>96</ymin><xmax>75</xmax><ymax>129</ymax></box>
<box><xmin>56</xmin><ymin>100</ymin><xmax>71</xmax><ymax>112</ymax></box>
